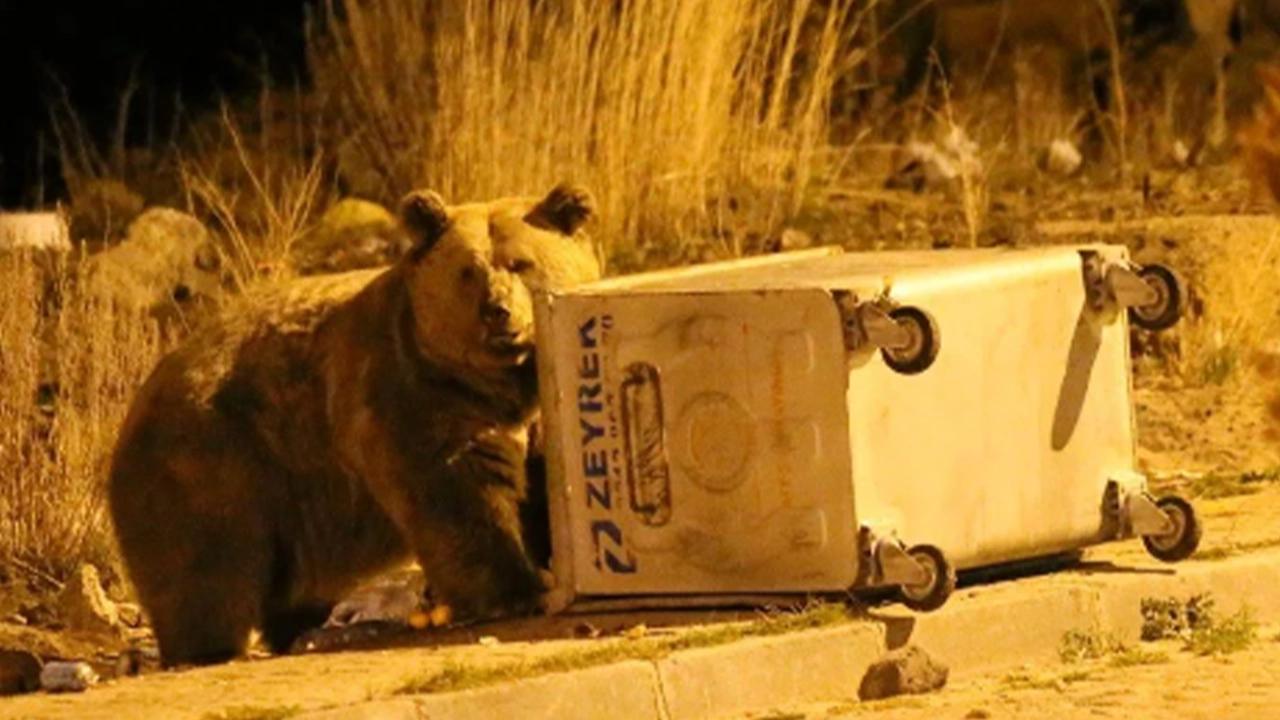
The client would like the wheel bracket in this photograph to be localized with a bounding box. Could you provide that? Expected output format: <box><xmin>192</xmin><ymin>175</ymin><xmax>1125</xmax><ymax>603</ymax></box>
<box><xmin>1125</xmin><ymin>492</ymin><xmax>1175</xmax><ymax>537</ymax></box>
<box><xmin>860</xmin><ymin>304</ymin><xmax>913</xmax><ymax>350</ymax></box>
<box><xmin>1106</xmin><ymin>265</ymin><xmax>1160</xmax><ymax>309</ymax></box>
<box><xmin>874</xmin><ymin>538</ymin><xmax>930</xmax><ymax>586</ymax></box>
<box><xmin>834</xmin><ymin>293</ymin><xmax>911</xmax><ymax>352</ymax></box>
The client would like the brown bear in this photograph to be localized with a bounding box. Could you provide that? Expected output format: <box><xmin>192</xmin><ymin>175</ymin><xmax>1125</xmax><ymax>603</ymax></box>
<box><xmin>107</xmin><ymin>183</ymin><xmax>600</xmax><ymax>667</ymax></box>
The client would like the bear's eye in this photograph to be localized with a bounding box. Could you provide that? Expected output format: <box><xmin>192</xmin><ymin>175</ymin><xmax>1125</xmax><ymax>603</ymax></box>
<box><xmin>459</xmin><ymin>266</ymin><xmax>480</xmax><ymax>284</ymax></box>
<box><xmin>509</xmin><ymin>258</ymin><xmax>536</xmax><ymax>274</ymax></box>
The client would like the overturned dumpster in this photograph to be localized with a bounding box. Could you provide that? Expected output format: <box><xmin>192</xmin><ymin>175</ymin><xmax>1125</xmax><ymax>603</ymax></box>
<box><xmin>533</xmin><ymin>245</ymin><xmax>1199</xmax><ymax>614</ymax></box>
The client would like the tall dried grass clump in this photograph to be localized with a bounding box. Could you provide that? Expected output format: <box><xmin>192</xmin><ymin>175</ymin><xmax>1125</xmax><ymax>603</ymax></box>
<box><xmin>181</xmin><ymin>100</ymin><xmax>329</xmax><ymax>287</ymax></box>
<box><xmin>309</xmin><ymin>0</ymin><xmax>862</xmax><ymax>269</ymax></box>
<box><xmin>0</xmin><ymin>252</ymin><xmax>170</xmax><ymax>578</ymax></box>
<box><xmin>1177</xmin><ymin>223</ymin><xmax>1280</xmax><ymax>386</ymax></box>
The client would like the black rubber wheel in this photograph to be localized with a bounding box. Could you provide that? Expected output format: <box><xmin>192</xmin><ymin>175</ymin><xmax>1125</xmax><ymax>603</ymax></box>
<box><xmin>1141</xmin><ymin>495</ymin><xmax>1202</xmax><ymax>562</ymax></box>
<box><xmin>881</xmin><ymin>306</ymin><xmax>940</xmax><ymax>375</ymax></box>
<box><xmin>1128</xmin><ymin>264</ymin><xmax>1184</xmax><ymax>332</ymax></box>
<box><xmin>898</xmin><ymin>544</ymin><xmax>957</xmax><ymax>612</ymax></box>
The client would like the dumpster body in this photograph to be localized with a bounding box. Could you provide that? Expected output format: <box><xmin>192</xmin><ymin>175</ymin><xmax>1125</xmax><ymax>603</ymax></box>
<box><xmin>533</xmin><ymin>245</ymin><xmax>1197</xmax><ymax>612</ymax></box>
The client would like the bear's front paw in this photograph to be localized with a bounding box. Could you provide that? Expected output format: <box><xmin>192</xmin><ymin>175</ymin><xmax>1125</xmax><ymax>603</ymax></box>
<box><xmin>457</xmin><ymin>428</ymin><xmax>528</xmax><ymax>488</ymax></box>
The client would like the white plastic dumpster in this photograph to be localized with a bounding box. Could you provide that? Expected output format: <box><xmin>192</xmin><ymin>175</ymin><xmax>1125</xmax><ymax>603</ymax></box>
<box><xmin>533</xmin><ymin>245</ymin><xmax>1199</xmax><ymax>614</ymax></box>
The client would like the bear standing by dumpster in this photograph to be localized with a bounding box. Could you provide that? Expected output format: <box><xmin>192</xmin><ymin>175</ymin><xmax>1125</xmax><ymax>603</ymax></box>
<box><xmin>108</xmin><ymin>184</ymin><xmax>600</xmax><ymax>667</ymax></box>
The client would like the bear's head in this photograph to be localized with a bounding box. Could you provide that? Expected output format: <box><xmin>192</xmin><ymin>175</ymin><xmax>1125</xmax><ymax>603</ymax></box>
<box><xmin>398</xmin><ymin>183</ymin><xmax>601</xmax><ymax>375</ymax></box>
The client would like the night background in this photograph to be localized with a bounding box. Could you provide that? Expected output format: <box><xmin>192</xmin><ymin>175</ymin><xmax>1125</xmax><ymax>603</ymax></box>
<box><xmin>0</xmin><ymin>0</ymin><xmax>312</xmax><ymax>207</ymax></box>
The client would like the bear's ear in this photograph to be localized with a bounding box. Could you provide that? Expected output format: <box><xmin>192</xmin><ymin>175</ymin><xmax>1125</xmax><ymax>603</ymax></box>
<box><xmin>525</xmin><ymin>183</ymin><xmax>596</xmax><ymax>235</ymax></box>
<box><xmin>399</xmin><ymin>189</ymin><xmax>450</xmax><ymax>255</ymax></box>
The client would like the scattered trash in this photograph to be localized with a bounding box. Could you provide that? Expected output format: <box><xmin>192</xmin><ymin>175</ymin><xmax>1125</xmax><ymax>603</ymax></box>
<box><xmin>573</xmin><ymin>622</ymin><xmax>602</xmax><ymax>639</ymax></box>
<box><xmin>886</xmin><ymin>127</ymin><xmax>983</xmax><ymax>192</ymax></box>
<box><xmin>1172</xmin><ymin>139</ymin><xmax>1193</xmax><ymax>168</ymax></box>
<box><xmin>325</xmin><ymin>569</ymin><xmax>433</xmax><ymax>632</ymax></box>
<box><xmin>407</xmin><ymin>610</ymin><xmax>431</xmax><ymax>631</ymax></box>
<box><xmin>1039</xmin><ymin>139</ymin><xmax>1083</xmax><ymax>177</ymax></box>
<box><xmin>40</xmin><ymin>661</ymin><xmax>98</xmax><ymax>693</ymax></box>
<box><xmin>623</xmin><ymin>624</ymin><xmax>649</xmax><ymax>640</ymax></box>
<box><xmin>478</xmin><ymin>636</ymin><xmax>501</xmax><ymax>648</ymax></box>
<box><xmin>428</xmin><ymin>604</ymin><xmax>453</xmax><ymax>628</ymax></box>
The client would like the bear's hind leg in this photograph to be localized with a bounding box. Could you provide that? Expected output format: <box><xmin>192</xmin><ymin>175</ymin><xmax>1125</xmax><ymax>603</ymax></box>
<box><xmin>146</xmin><ymin>581</ymin><xmax>260</xmax><ymax>667</ymax></box>
<box><xmin>112</xmin><ymin>425</ymin><xmax>276</xmax><ymax>668</ymax></box>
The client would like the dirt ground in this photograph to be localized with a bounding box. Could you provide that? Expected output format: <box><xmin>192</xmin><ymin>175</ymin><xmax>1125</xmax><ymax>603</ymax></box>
<box><xmin>753</xmin><ymin>628</ymin><xmax>1280</xmax><ymax>720</ymax></box>
<box><xmin>2</xmin><ymin>482</ymin><xmax>1278</xmax><ymax>720</ymax></box>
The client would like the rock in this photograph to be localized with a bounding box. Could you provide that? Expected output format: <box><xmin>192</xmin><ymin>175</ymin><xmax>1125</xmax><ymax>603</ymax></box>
<box><xmin>291</xmin><ymin>198</ymin><xmax>404</xmax><ymax>275</ymax></box>
<box><xmin>80</xmin><ymin>207</ymin><xmax>226</xmax><ymax>320</ymax></box>
<box><xmin>763</xmin><ymin>228</ymin><xmax>814</xmax><ymax>254</ymax></box>
<box><xmin>40</xmin><ymin>661</ymin><xmax>98</xmax><ymax>693</ymax></box>
<box><xmin>857</xmin><ymin>644</ymin><xmax>949</xmax><ymax>701</ymax></box>
<box><xmin>57</xmin><ymin>564</ymin><xmax>120</xmax><ymax>634</ymax></box>
<box><xmin>115</xmin><ymin>602</ymin><xmax>143</xmax><ymax>628</ymax></box>
<box><xmin>69</xmin><ymin>178</ymin><xmax>146</xmax><ymax>248</ymax></box>
<box><xmin>0</xmin><ymin>650</ymin><xmax>42</xmax><ymax>696</ymax></box>
<box><xmin>335</xmin><ymin>140</ymin><xmax>389</xmax><ymax>201</ymax></box>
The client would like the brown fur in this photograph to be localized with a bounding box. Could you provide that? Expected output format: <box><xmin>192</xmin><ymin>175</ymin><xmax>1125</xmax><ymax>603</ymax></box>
<box><xmin>108</xmin><ymin>184</ymin><xmax>599</xmax><ymax>667</ymax></box>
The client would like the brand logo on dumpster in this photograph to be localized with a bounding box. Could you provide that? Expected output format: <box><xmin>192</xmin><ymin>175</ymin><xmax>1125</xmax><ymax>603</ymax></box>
<box><xmin>577</xmin><ymin>314</ymin><xmax>637</xmax><ymax>574</ymax></box>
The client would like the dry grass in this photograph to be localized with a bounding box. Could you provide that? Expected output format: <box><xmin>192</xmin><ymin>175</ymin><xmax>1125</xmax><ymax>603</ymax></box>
<box><xmin>180</xmin><ymin>103</ymin><xmax>327</xmax><ymax>287</ymax></box>
<box><xmin>310</xmin><ymin>0</ymin><xmax>865</xmax><ymax>270</ymax></box>
<box><xmin>1182</xmin><ymin>221</ymin><xmax>1280</xmax><ymax>387</ymax></box>
<box><xmin>0</xmin><ymin>251</ymin><xmax>172</xmax><ymax>579</ymax></box>
<box><xmin>1092</xmin><ymin>0</ymin><xmax>1129</xmax><ymax>173</ymax></box>
<box><xmin>1241</xmin><ymin>64</ymin><xmax>1280</xmax><ymax>204</ymax></box>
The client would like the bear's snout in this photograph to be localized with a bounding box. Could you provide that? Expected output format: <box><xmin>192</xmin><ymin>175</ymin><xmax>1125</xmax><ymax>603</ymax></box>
<box><xmin>478</xmin><ymin>271</ymin><xmax>534</xmax><ymax>351</ymax></box>
<box><xmin>481</xmin><ymin>300</ymin><xmax>511</xmax><ymax>326</ymax></box>
<box><xmin>479</xmin><ymin>291</ymin><xmax>533</xmax><ymax>359</ymax></box>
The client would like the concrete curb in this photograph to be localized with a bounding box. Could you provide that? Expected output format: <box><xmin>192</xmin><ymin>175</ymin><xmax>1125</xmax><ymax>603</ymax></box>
<box><xmin>302</xmin><ymin>660</ymin><xmax>665</xmax><ymax>720</ymax></box>
<box><xmin>298</xmin><ymin>550</ymin><xmax>1280</xmax><ymax>720</ymax></box>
